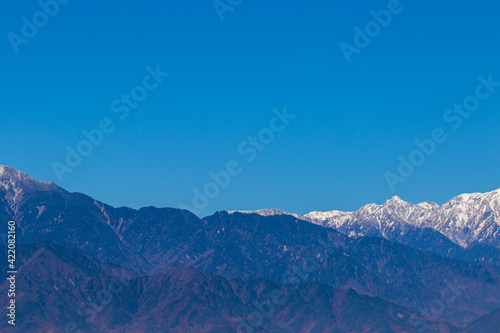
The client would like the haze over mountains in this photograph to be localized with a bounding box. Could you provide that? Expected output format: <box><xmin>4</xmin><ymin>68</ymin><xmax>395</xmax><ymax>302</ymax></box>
<box><xmin>1</xmin><ymin>165</ymin><xmax>499</xmax><ymax>332</ymax></box>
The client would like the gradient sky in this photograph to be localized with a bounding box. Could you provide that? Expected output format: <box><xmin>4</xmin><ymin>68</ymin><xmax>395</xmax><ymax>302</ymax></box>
<box><xmin>1</xmin><ymin>0</ymin><xmax>499</xmax><ymax>216</ymax></box>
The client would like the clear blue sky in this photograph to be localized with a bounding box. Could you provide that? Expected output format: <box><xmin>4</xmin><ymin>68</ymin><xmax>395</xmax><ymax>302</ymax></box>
<box><xmin>1</xmin><ymin>0</ymin><xmax>500</xmax><ymax>216</ymax></box>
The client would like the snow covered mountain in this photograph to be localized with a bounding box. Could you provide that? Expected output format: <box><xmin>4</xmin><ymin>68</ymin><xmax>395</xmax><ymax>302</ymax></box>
<box><xmin>0</xmin><ymin>165</ymin><xmax>63</xmax><ymax>216</ymax></box>
<box><xmin>231</xmin><ymin>190</ymin><xmax>500</xmax><ymax>249</ymax></box>
<box><xmin>433</xmin><ymin>190</ymin><xmax>500</xmax><ymax>247</ymax></box>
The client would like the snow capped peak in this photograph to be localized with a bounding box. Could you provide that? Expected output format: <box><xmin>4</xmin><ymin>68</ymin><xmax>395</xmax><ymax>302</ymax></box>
<box><xmin>233</xmin><ymin>188</ymin><xmax>500</xmax><ymax>249</ymax></box>
<box><xmin>387</xmin><ymin>195</ymin><xmax>405</xmax><ymax>203</ymax></box>
<box><xmin>304</xmin><ymin>188</ymin><xmax>500</xmax><ymax>249</ymax></box>
<box><xmin>0</xmin><ymin>165</ymin><xmax>62</xmax><ymax>210</ymax></box>
<box><xmin>0</xmin><ymin>165</ymin><xmax>28</xmax><ymax>180</ymax></box>
<box><xmin>1</xmin><ymin>165</ymin><xmax>28</xmax><ymax>192</ymax></box>
<box><xmin>0</xmin><ymin>165</ymin><xmax>50</xmax><ymax>189</ymax></box>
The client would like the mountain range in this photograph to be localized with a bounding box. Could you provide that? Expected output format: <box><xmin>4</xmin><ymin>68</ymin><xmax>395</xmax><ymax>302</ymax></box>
<box><xmin>232</xmin><ymin>189</ymin><xmax>500</xmax><ymax>249</ymax></box>
<box><xmin>2</xmin><ymin>242</ymin><xmax>461</xmax><ymax>333</ymax></box>
<box><xmin>1</xmin><ymin>165</ymin><xmax>499</xmax><ymax>332</ymax></box>
<box><xmin>230</xmin><ymin>190</ymin><xmax>500</xmax><ymax>265</ymax></box>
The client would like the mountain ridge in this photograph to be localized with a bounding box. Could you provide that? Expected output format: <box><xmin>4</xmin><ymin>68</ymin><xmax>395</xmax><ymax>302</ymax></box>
<box><xmin>230</xmin><ymin>188</ymin><xmax>500</xmax><ymax>250</ymax></box>
<box><xmin>1</xmin><ymin>164</ymin><xmax>500</xmax><ymax>330</ymax></box>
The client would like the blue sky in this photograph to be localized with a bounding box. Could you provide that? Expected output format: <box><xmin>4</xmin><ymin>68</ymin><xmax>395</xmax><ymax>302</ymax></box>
<box><xmin>1</xmin><ymin>0</ymin><xmax>499</xmax><ymax>216</ymax></box>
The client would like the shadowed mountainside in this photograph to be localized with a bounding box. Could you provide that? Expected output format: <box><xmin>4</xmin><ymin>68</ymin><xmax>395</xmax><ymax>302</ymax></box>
<box><xmin>0</xmin><ymin>242</ymin><xmax>462</xmax><ymax>333</ymax></box>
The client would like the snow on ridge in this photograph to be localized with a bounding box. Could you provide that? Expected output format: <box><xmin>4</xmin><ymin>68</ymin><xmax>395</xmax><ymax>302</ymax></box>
<box><xmin>229</xmin><ymin>188</ymin><xmax>500</xmax><ymax>249</ymax></box>
<box><xmin>312</xmin><ymin>189</ymin><xmax>500</xmax><ymax>248</ymax></box>
<box><xmin>0</xmin><ymin>165</ymin><xmax>63</xmax><ymax>215</ymax></box>
<box><xmin>228</xmin><ymin>209</ymin><xmax>304</xmax><ymax>220</ymax></box>
<box><xmin>0</xmin><ymin>165</ymin><xmax>44</xmax><ymax>185</ymax></box>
